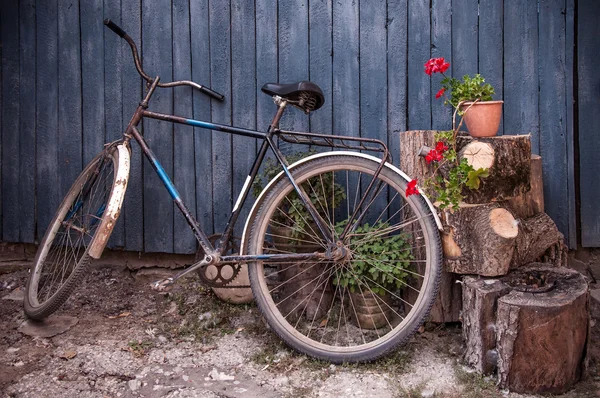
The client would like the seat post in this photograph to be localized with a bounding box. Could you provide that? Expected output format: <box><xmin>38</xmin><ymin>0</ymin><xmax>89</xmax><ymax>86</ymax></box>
<box><xmin>268</xmin><ymin>96</ymin><xmax>288</xmax><ymax>131</ymax></box>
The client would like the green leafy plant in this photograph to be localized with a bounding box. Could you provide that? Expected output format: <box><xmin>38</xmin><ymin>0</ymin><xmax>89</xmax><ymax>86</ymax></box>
<box><xmin>252</xmin><ymin>150</ymin><xmax>346</xmax><ymax>242</ymax></box>
<box><xmin>332</xmin><ymin>221</ymin><xmax>413</xmax><ymax>296</ymax></box>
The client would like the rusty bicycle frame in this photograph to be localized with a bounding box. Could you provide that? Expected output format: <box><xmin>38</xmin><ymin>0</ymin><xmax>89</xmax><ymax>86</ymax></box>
<box><xmin>103</xmin><ymin>19</ymin><xmax>391</xmax><ymax>288</ymax></box>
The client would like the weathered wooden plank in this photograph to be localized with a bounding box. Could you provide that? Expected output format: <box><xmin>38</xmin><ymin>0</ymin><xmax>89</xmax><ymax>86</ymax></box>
<box><xmin>190</xmin><ymin>0</ymin><xmax>213</xmax><ymax>234</ymax></box>
<box><xmin>359</xmin><ymin>0</ymin><xmax>386</xmax><ymax>142</ymax></box>
<box><xmin>121</xmin><ymin>0</ymin><xmax>144</xmax><ymax>252</ymax></box>
<box><xmin>35</xmin><ymin>0</ymin><xmax>59</xmax><ymax>239</ymax></box>
<box><xmin>103</xmin><ymin>0</ymin><xmax>125</xmax><ymax>248</ymax></box>
<box><xmin>81</xmin><ymin>1</ymin><xmax>105</xmax><ymax>165</ymax></box>
<box><xmin>478</xmin><ymin>0</ymin><xmax>504</xmax><ymax>135</ymax></box>
<box><xmin>278</xmin><ymin>0</ymin><xmax>309</xmax><ymax>133</ymax></box>
<box><xmin>564</xmin><ymin>0</ymin><xmax>576</xmax><ymax>249</ymax></box>
<box><xmin>18</xmin><ymin>0</ymin><xmax>36</xmax><ymax>243</ymax></box>
<box><xmin>309</xmin><ymin>0</ymin><xmax>332</xmax><ymax>135</ymax></box>
<box><xmin>451</xmin><ymin>0</ymin><xmax>478</xmax><ymax>78</ymax></box>
<box><xmin>333</xmin><ymin>0</ymin><xmax>359</xmax><ymax>138</ymax></box>
<box><xmin>255</xmin><ymin>0</ymin><xmax>278</xmax><ymax>134</ymax></box>
<box><xmin>231</xmin><ymin>0</ymin><xmax>256</xmax><ymax>236</ymax></box>
<box><xmin>142</xmin><ymin>0</ymin><xmax>174</xmax><ymax>252</ymax></box>
<box><xmin>387</xmin><ymin>0</ymin><xmax>407</xmax><ymax>165</ymax></box>
<box><xmin>578</xmin><ymin>0</ymin><xmax>600</xmax><ymax>247</ymax></box>
<box><xmin>209</xmin><ymin>0</ymin><xmax>232</xmax><ymax>232</ymax></box>
<box><xmin>504</xmin><ymin>0</ymin><xmax>539</xmax><ymax>148</ymax></box>
<box><xmin>431</xmin><ymin>0</ymin><xmax>452</xmax><ymax>131</ymax></box>
<box><xmin>172</xmin><ymin>0</ymin><xmax>196</xmax><ymax>253</ymax></box>
<box><xmin>57</xmin><ymin>0</ymin><xmax>83</xmax><ymax>227</ymax></box>
<box><xmin>538</xmin><ymin>0</ymin><xmax>569</xmax><ymax>245</ymax></box>
<box><xmin>407</xmin><ymin>0</ymin><xmax>430</xmax><ymax>129</ymax></box>
<box><xmin>1</xmin><ymin>1</ymin><xmax>20</xmax><ymax>242</ymax></box>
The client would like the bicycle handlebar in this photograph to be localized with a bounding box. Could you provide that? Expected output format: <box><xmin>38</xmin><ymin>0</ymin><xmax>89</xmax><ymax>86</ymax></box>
<box><xmin>103</xmin><ymin>19</ymin><xmax>225</xmax><ymax>102</ymax></box>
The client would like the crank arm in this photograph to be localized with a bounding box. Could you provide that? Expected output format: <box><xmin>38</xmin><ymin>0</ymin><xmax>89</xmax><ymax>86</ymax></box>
<box><xmin>151</xmin><ymin>257</ymin><xmax>212</xmax><ymax>291</ymax></box>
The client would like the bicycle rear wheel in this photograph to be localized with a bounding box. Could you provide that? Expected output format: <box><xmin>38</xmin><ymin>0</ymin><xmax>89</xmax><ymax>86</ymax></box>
<box><xmin>24</xmin><ymin>144</ymin><xmax>126</xmax><ymax>320</ymax></box>
<box><xmin>247</xmin><ymin>154</ymin><xmax>441</xmax><ymax>363</ymax></box>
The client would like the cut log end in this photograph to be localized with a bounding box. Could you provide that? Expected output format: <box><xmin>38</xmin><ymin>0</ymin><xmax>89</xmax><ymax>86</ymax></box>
<box><xmin>460</xmin><ymin>141</ymin><xmax>495</xmax><ymax>170</ymax></box>
<box><xmin>489</xmin><ymin>208</ymin><xmax>519</xmax><ymax>239</ymax></box>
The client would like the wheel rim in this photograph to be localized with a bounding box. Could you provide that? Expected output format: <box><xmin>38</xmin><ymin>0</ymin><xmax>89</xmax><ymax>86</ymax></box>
<box><xmin>250</xmin><ymin>158</ymin><xmax>437</xmax><ymax>356</ymax></box>
<box><xmin>28</xmin><ymin>151</ymin><xmax>117</xmax><ymax>308</ymax></box>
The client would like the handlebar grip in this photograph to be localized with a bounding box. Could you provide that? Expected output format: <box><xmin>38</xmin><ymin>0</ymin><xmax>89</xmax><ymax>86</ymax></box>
<box><xmin>200</xmin><ymin>86</ymin><xmax>225</xmax><ymax>101</ymax></box>
<box><xmin>104</xmin><ymin>19</ymin><xmax>127</xmax><ymax>38</ymax></box>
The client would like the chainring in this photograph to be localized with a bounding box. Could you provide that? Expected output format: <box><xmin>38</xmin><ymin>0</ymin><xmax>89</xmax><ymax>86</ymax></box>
<box><xmin>195</xmin><ymin>234</ymin><xmax>244</xmax><ymax>288</ymax></box>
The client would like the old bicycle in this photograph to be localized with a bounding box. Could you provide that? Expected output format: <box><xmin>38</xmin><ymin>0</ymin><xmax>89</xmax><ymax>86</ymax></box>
<box><xmin>24</xmin><ymin>19</ymin><xmax>442</xmax><ymax>364</ymax></box>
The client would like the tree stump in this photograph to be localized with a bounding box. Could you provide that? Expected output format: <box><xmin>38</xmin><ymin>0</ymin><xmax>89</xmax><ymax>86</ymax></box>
<box><xmin>443</xmin><ymin>204</ymin><xmax>519</xmax><ymax>276</ymax></box>
<box><xmin>496</xmin><ymin>264</ymin><xmax>589</xmax><ymax>394</ymax></box>
<box><xmin>508</xmin><ymin>154</ymin><xmax>544</xmax><ymax>219</ymax></box>
<box><xmin>510</xmin><ymin>212</ymin><xmax>564</xmax><ymax>269</ymax></box>
<box><xmin>462</xmin><ymin>276</ymin><xmax>511</xmax><ymax>374</ymax></box>
<box><xmin>400</xmin><ymin>131</ymin><xmax>531</xmax><ymax>204</ymax></box>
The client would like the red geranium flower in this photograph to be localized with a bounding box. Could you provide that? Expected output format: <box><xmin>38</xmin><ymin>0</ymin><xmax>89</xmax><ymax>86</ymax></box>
<box><xmin>435</xmin><ymin>87</ymin><xmax>446</xmax><ymax>99</ymax></box>
<box><xmin>435</xmin><ymin>141</ymin><xmax>449</xmax><ymax>153</ymax></box>
<box><xmin>406</xmin><ymin>179</ymin><xmax>419</xmax><ymax>197</ymax></box>
<box><xmin>424</xmin><ymin>57</ymin><xmax>450</xmax><ymax>75</ymax></box>
<box><xmin>425</xmin><ymin>148</ymin><xmax>443</xmax><ymax>164</ymax></box>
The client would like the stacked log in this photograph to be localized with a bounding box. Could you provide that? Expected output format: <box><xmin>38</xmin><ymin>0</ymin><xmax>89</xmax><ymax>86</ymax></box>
<box><xmin>400</xmin><ymin>131</ymin><xmax>589</xmax><ymax>393</ymax></box>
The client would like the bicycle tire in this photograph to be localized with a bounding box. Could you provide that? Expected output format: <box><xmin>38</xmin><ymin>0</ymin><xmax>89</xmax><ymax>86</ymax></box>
<box><xmin>24</xmin><ymin>144</ymin><xmax>126</xmax><ymax>320</ymax></box>
<box><xmin>247</xmin><ymin>154</ymin><xmax>441</xmax><ymax>363</ymax></box>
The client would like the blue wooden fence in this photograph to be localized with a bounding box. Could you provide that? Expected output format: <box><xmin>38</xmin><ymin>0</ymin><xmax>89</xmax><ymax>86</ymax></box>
<box><xmin>0</xmin><ymin>0</ymin><xmax>595</xmax><ymax>252</ymax></box>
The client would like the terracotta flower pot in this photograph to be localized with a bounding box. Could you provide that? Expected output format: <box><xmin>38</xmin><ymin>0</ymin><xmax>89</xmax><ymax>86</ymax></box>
<box><xmin>460</xmin><ymin>100</ymin><xmax>503</xmax><ymax>137</ymax></box>
<box><xmin>350</xmin><ymin>291</ymin><xmax>393</xmax><ymax>329</ymax></box>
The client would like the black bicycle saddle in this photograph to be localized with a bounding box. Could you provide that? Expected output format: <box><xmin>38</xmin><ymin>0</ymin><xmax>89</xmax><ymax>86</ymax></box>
<box><xmin>261</xmin><ymin>81</ymin><xmax>325</xmax><ymax>112</ymax></box>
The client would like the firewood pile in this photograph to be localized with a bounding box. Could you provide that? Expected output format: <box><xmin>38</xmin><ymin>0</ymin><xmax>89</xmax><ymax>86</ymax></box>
<box><xmin>401</xmin><ymin>131</ymin><xmax>589</xmax><ymax>394</ymax></box>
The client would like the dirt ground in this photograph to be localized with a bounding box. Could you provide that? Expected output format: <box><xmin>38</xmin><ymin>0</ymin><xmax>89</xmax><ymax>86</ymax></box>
<box><xmin>1</xmin><ymin>246</ymin><xmax>599</xmax><ymax>398</ymax></box>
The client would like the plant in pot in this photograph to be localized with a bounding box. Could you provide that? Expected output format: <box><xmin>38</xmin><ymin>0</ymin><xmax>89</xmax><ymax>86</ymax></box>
<box><xmin>426</xmin><ymin>57</ymin><xmax>502</xmax><ymax>137</ymax></box>
<box><xmin>252</xmin><ymin>150</ymin><xmax>346</xmax><ymax>320</ymax></box>
<box><xmin>332</xmin><ymin>221</ymin><xmax>413</xmax><ymax>329</ymax></box>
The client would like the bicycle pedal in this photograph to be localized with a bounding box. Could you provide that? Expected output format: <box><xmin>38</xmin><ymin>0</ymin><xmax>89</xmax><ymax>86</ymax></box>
<box><xmin>151</xmin><ymin>278</ymin><xmax>174</xmax><ymax>292</ymax></box>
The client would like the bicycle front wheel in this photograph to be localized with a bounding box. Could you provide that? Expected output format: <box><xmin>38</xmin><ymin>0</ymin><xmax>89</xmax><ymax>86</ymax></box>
<box><xmin>247</xmin><ymin>154</ymin><xmax>442</xmax><ymax>363</ymax></box>
<box><xmin>24</xmin><ymin>144</ymin><xmax>127</xmax><ymax>320</ymax></box>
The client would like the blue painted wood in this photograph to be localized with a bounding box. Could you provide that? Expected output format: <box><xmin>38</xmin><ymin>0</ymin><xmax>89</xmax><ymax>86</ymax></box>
<box><xmin>190</xmin><ymin>0</ymin><xmax>214</xmax><ymax>235</ymax></box>
<box><xmin>538</xmin><ymin>0</ymin><xmax>570</xmax><ymax>247</ymax></box>
<box><xmin>18</xmin><ymin>0</ymin><xmax>36</xmax><ymax>243</ymax></box>
<box><xmin>209</xmin><ymin>0</ymin><xmax>232</xmax><ymax>232</ymax></box>
<box><xmin>1</xmin><ymin>1</ymin><xmax>20</xmax><ymax>242</ymax></box>
<box><xmin>278</xmin><ymin>0</ymin><xmax>309</xmax><ymax>133</ymax></box>
<box><xmin>57</xmin><ymin>0</ymin><xmax>83</xmax><ymax>222</ymax></box>
<box><xmin>142</xmin><ymin>0</ymin><xmax>174</xmax><ymax>252</ymax></box>
<box><xmin>359</xmin><ymin>0</ymin><xmax>386</xmax><ymax>142</ymax></box>
<box><xmin>407</xmin><ymin>0</ymin><xmax>430</xmax><ymax>130</ymax></box>
<box><xmin>35</xmin><ymin>0</ymin><xmax>59</xmax><ymax>239</ymax></box>
<box><xmin>504</xmin><ymin>0</ymin><xmax>539</xmax><ymax>150</ymax></box>
<box><xmin>81</xmin><ymin>0</ymin><xmax>105</xmax><ymax>165</ymax></box>
<box><xmin>431</xmin><ymin>0</ymin><xmax>452</xmax><ymax>131</ymax></box>
<box><xmin>1</xmin><ymin>0</ymin><xmax>589</xmax><ymax>250</ymax></box>
<box><xmin>451</xmin><ymin>0</ymin><xmax>478</xmax><ymax>78</ymax></box>
<box><xmin>332</xmin><ymin>0</ymin><xmax>359</xmax><ymax>138</ymax></box>
<box><xmin>578</xmin><ymin>0</ymin><xmax>600</xmax><ymax>247</ymax></box>
<box><xmin>478</xmin><ymin>0</ymin><xmax>504</xmax><ymax>135</ymax></box>
<box><xmin>103</xmin><ymin>0</ymin><xmax>125</xmax><ymax>248</ymax></box>
<box><xmin>387</xmin><ymin>0</ymin><xmax>407</xmax><ymax>165</ymax></box>
<box><xmin>121</xmin><ymin>0</ymin><xmax>144</xmax><ymax>252</ymax></box>
<box><xmin>231</xmin><ymin>0</ymin><xmax>256</xmax><ymax>236</ymax></box>
<box><xmin>309</xmin><ymin>0</ymin><xmax>332</xmax><ymax>136</ymax></box>
<box><xmin>255</xmin><ymin>0</ymin><xmax>278</xmax><ymax>133</ymax></box>
<box><xmin>565</xmin><ymin>0</ymin><xmax>576</xmax><ymax>249</ymax></box>
<box><xmin>172</xmin><ymin>0</ymin><xmax>197</xmax><ymax>253</ymax></box>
